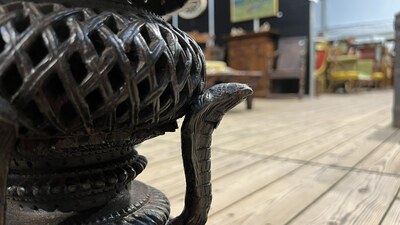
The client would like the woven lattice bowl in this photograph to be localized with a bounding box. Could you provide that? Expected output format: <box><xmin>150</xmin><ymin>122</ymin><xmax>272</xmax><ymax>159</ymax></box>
<box><xmin>0</xmin><ymin>1</ymin><xmax>207</xmax><ymax>214</ymax></box>
<box><xmin>0</xmin><ymin>1</ymin><xmax>205</xmax><ymax>142</ymax></box>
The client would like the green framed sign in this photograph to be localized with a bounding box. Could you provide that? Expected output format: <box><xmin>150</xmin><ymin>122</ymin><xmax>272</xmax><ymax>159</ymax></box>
<box><xmin>230</xmin><ymin>0</ymin><xmax>279</xmax><ymax>23</ymax></box>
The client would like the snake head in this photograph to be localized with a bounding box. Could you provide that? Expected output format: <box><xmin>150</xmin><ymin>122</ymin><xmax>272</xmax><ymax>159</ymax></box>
<box><xmin>206</xmin><ymin>83</ymin><xmax>253</xmax><ymax>101</ymax></box>
<box><xmin>193</xmin><ymin>83</ymin><xmax>253</xmax><ymax>124</ymax></box>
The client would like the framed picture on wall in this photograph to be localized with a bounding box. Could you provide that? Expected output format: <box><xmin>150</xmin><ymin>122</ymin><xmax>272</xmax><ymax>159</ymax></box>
<box><xmin>230</xmin><ymin>0</ymin><xmax>279</xmax><ymax>23</ymax></box>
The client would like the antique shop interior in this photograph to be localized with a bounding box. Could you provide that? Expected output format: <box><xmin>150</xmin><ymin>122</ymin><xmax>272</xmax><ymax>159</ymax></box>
<box><xmin>3</xmin><ymin>0</ymin><xmax>400</xmax><ymax>224</ymax></box>
<box><xmin>140</xmin><ymin>0</ymin><xmax>400</xmax><ymax>224</ymax></box>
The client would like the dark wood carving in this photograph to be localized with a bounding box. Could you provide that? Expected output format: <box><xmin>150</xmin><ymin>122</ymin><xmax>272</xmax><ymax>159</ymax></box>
<box><xmin>0</xmin><ymin>1</ymin><xmax>252</xmax><ymax>225</ymax></box>
<box><xmin>171</xmin><ymin>83</ymin><xmax>252</xmax><ymax>225</ymax></box>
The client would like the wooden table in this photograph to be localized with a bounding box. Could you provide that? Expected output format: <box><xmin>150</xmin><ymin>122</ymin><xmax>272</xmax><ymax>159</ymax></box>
<box><xmin>206</xmin><ymin>70</ymin><xmax>263</xmax><ymax>109</ymax></box>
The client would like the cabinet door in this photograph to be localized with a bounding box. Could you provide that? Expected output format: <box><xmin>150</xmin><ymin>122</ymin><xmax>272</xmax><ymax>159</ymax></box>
<box><xmin>228</xmin><ymin>35</ymin><xmax>276</xmax><ymax>97</ymax></box>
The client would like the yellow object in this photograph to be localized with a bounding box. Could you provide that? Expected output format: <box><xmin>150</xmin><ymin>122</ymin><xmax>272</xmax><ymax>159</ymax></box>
<box><xmin>328</xmin><ymin>55</ymin><xmax>358</xmax><ymax>92</ymax></box>
<box><xmin>328</xmin><ymin>55</ymin><xmax>381</xmax><ymax>92</ymax></box>
<box><xmin>206</xmin><ymin>61</ymin><xmax>232</xmax><ymax>73</ymax></box>
<box><xmin>372</xmin><ymin>72</ymin><xmax>384</xmax><ymax>80</ymax></box>
<box><xmin>330</xmin><ymin>70</ymin><xmax>358</xmax><ymax>80</ymax></box>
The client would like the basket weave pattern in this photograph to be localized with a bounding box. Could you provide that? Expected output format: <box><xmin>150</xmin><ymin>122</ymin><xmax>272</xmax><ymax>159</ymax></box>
<box><xmin>0</xmin><ymin>1</ymin><xmax>205</xmax><ymax>137</ymax></box>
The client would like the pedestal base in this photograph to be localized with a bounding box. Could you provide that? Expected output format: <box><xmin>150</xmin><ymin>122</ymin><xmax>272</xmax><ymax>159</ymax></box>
<box><xmin>7</xmin><ymin>181</ymin><xmax>170</xmax><ymax>225</ymax></box>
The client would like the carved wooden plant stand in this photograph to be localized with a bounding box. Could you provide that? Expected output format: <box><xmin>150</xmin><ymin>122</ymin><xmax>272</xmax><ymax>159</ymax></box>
<box><xmin>0</xmin><ymin>1</ymin><xmax>252</xmax><ymax>225</ymax></box>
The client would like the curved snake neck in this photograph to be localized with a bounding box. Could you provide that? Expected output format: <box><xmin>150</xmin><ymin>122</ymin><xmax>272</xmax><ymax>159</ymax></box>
<box><xmin>170</xmin><ymin>83</ymin><xmax>252</xmax><ymax>225</ymax></box>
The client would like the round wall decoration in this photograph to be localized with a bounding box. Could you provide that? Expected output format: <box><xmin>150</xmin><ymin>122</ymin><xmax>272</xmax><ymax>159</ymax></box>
<box><xmin>178</xmin><ymin>0</ymin><xmax>208</xmax><ymax>19</ymax></box>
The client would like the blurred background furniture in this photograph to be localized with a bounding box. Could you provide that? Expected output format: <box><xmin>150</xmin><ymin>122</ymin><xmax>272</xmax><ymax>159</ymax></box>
<box><xmin>206</xmin><ymin>61</ymin><xmax>262</xmax><ymax>109</ymax></box>
<box><xmin>187</xmin><ymin>30</ymin><xmax>226</xmax><ymax>61</ymax></box>
<box><xmin>327</xmin><ymin>38</ymin><xmax>390</xmax><ymax>93</ymax></box>
<box><xmin>268</xmin><ymin>36</ymin><xmax>308</xmax><ymax>98</ymax></box>
<box><xmin>328</xmin><ymin>56</ymin><xmax>384</xmax><ymax>93</ymax></box>
<box><xmin>227</xmin><ymin>31</ymin><xmax>278</xmax><ymax>97</ymax></box>
<box><xmin>328</xmin><ymin>55</ymin><xmax>358</xmax><ymax>93</ymax></box>
<box><xmin>357</xmin><ymin>59</ymin><xmax>385</xmax><ymax>89</ymax></box>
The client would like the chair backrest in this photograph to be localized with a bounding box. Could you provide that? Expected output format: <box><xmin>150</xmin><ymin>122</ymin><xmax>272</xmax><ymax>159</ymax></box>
<box><xmin>276</xmin><ymin>36</ymin><xmax>308</xmax><ymax>71</ymax></box>
<box><xmin>333</xmin><ymin>55</ymin><xmax>358</xmax><ymax>71</ymax></box>
<box><xmin>357</xmin><ymin>59</ymin><xmax>374</xmax><ymax>76</ymax></box>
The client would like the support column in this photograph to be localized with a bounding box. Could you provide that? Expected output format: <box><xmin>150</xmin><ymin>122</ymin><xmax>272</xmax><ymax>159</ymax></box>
<box><xmin>394</xmin><ymin>13</ymin><xmax>400</xmax><ymax>127</ymax></box>
<box><xmin>308</xmin><ymin>0</ymin><xmax>317</xmax><ymax>98</ymax></box>
<box><xmin>208</xmin><ymin>0</ymin><xmax>215</xmax><ymax>47</ymax></box>
<box><xmin>253</xmin><ymin>18</ymin><xmax>260</xmax><ymax>32</ymax></box>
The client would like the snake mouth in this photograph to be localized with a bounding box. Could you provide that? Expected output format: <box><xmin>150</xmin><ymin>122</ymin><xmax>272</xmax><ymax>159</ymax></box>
<box><xmin>235</xmin><ymin>83</ymin><xmax>254</xmax><ymax>97</ymax></box>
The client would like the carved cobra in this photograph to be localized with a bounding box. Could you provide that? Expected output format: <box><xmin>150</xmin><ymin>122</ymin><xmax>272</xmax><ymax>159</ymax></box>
<box><xmin>170</xmin><ymin>83</ymin><xmax>253</xmax><ymax>225</ymax></box>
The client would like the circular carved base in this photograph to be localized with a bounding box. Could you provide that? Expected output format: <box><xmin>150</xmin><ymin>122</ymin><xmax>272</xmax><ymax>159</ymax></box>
<box><xmin>6</xmin><ymin>181</ymin><xmax>170</xmax><ymax>225</ymax></box>
<box><xmin>8</xmin><ymin>141</ymin><xmax>148</xmax><ymax>212</ymax></box>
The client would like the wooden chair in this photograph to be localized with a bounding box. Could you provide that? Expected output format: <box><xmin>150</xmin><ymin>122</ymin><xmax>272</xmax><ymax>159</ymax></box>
<box><xmin>328</xmin><ymin>56</ymin><xmax>381</xmax><ymax>92</ymax></box>
<box><xmin>356</xmin><ymin>59</ymin><xmax>374</xmax><ymax>89</ymax></box>
<box><xmin>268</xmin><ymin>36</ymin><xmax>308</xmax><ymax>98</ymax></box>
<box><xmin>328</xmin><ymin>55</ymin><xmax>359</xmax><ymax>93</ymax></box>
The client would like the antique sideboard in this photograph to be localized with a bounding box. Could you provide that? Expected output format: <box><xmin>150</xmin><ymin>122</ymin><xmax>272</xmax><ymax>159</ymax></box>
<box><xmin>227</xmin><ymin>31</ymin><xmax>278</xmax><ymax>97</ymax></box>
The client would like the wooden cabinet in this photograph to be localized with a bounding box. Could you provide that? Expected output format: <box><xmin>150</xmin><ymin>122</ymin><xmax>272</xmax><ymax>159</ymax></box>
<box><xmin>227</xmin><ymin>31</ymin><xmax>278</xmax><ymax>97</ymax></box>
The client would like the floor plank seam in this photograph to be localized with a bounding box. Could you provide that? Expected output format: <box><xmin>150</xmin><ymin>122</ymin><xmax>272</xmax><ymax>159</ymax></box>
<box><xmin>378</xmin><ymin>180</ymin><xmax>400</xmax><ymax>225</ymax></box>
<box><xmin>274</xmin><ymin>117</ymin><xmax>391</xmax><ymax>160</ymax></box>
<box><xmin>212</xmin><ymin>147</ymin><xmax>400</xmax><ymax>178</ymax></box>
<box><xmin>215</xmin><ymin>109</ymin><xmax>390</xmax><ymax>154</ymax></box>
<box><xmin>208</xmin><ymin>162</ymin><xmax>306</xmax><ymax>218</ymax></box>
<box><xmin>284</xmin><ymin>129</ymin><xmax>400</xmax><ymax>225</ymax></box>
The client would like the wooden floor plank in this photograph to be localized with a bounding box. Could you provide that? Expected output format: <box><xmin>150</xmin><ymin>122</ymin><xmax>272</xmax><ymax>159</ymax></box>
<box><xmin>288</xmin><ymin>171</ymin><xmax>400</xmax><ymax>225</ymax></box>
<box><xmin>312</xmin><ymin>122</ymin><xmax>397</xmax><ymax>167</ymax></box>
<box><xmin>213</xmin><ymin>119</ymin><xmax>333</xmax><ymax>151</ymax></box>
<box><xmin>137</xmin><ymin>139</ymin><xmax>181</xmax><ymax>163</ymax></box>
<box><xmin>381</xmin><ymin>192</ymin><xmax>400</xmax><ymax>225</ymax></box>
<box><xmin>208</xmin><ymin>165</ymin><xmax>347</xmax><ymax>225</ymax></box>
<box><xmin>214</xmin><ymin>104</ymin><xmax>390</xmax><ymax>149</ymax></box>
<box><xmin>247</xmin><ymin>107</ymin><xmax>390</xmax><ymax>154</ymax></box>
<box><xmin>356</xmin><ymin>131</ymin><xmax>400</xmax><ymax>174</ymax></box>
<box><xmin>276</xmin><ymin>118</ymin><xmax>390</xmax><ymax>162</ymax></box>
<box><xmin>169</xmin><ymin>159</ymin><xmax>302</xmax><ymax>216</ymax></box>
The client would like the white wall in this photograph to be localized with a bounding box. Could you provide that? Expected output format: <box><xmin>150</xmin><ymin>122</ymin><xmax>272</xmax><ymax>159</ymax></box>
<box><xmin>315</xmin><ymin>0</ymin><xmax>400</xmax><ymax>41</ymax></box>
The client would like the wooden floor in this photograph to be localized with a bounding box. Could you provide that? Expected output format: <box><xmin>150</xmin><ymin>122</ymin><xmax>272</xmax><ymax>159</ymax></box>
<box><xmin>138</xmin><ymin>90</ymin><xmax>400</xmax><ymax>225</ymax></box>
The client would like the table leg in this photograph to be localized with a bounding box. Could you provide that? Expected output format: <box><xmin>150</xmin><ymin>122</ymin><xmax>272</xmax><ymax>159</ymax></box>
<box><xmin>246</xmin><ymin>96</ymin><xmax>253</xmax><ymax>110</ymax></box>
